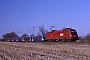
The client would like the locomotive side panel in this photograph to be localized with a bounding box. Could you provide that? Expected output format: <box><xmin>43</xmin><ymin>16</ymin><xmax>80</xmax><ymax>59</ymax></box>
<box><xmin>57</xmin><ymin>30</ymin><xmax>70</xmax><ymax>39</ymax></box>
<box><xmin>52</xmin><ymin>30</ymin><xmax>71</xmax><ymax>41</ymax></box>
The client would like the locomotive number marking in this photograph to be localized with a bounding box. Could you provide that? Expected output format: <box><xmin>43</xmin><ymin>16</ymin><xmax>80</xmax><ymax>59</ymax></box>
<box><xmin>60</xmin><ymin>33</ymin><xmax>64</xmax><ymax>36</ymax></box>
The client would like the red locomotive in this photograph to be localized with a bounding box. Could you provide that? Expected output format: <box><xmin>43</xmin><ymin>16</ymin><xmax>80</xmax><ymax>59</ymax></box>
<box><xmin>45</xmin><ymin>28</ymin><xmax>79</xmax><ymax>42</ymax></box>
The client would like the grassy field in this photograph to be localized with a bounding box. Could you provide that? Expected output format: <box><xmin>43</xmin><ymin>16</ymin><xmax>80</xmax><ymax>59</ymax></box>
<box><xmin>0</xmin><ymin>42</ymin><xmax>90</xmax><ymax>60</ymax></box>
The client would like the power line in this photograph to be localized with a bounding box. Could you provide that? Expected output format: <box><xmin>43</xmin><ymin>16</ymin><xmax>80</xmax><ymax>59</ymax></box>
<box><xmin>64</xmin><ymin>19</ymin><xmax>90</xmax><ymax>27</ymax></box>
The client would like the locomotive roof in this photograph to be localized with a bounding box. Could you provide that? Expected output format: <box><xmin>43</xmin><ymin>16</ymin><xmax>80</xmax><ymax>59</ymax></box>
<box><xmin>63</xmin><ymin>28</ymin><xmax>76</xmax><ymax>30</ymax></box>
<box><xmin>49</xmin><ymin>28</ymin><xmax>76</xmax><ymax>32</ymax></box>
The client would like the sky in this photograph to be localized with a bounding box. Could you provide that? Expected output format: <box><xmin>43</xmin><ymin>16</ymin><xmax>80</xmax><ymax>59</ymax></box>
<box><xmin>0</xmin><ymin>0</ymin><xmax>90</xmax><ymax>38</ymax></box>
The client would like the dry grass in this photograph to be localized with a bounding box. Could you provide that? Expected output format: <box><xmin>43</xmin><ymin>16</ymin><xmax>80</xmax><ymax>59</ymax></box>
<box><xmin>0</xmin><ymin>42</ymin><xmax>90</xmax><ymax>60</ymax></box>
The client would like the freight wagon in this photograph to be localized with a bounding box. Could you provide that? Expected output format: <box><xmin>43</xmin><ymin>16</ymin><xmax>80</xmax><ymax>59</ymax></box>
<box><xmin>44</xmin><ymin>28</ymin><xmax>79</xmax><ymax>42</ymax></box>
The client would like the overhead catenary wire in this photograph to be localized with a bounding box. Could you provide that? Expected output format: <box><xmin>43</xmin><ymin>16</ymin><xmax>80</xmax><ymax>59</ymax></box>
<box><xmin>63</xmin><ymin>19</ymin><xmax>90</xmax><ymax>27</ymax></box>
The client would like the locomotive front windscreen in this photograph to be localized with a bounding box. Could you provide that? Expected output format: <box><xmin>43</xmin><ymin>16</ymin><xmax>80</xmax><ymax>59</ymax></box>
<box><xmin>71</xmin><ymin>29</ymin><xmax>77</xmax><ymax>34</ymax></box>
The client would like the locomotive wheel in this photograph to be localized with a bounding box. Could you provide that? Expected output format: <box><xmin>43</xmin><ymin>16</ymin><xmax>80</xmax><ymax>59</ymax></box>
<box><xmin>71</xmin><ymin>39</ymin><xmax>76</xmax><ymax>42</ymax></box>
<box><xmin>43</xmin><ymin>39</ymin><xmax>48</xmax><ymax>42</ymax></box>
<box><xmin>62</xmin><ymin>39</ymin><xmax>68</xmax><ymax>42</ymax></box>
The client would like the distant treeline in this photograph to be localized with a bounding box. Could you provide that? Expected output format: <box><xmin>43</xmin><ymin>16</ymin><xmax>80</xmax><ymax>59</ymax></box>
<box><xmin>79</xmin><ymin>33</ymin><xmax>90</xmax><ymax>43</ymax></box>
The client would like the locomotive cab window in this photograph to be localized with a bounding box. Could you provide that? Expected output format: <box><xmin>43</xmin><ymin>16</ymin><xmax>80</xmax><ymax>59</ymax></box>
<box><xmin>71</xmin><ymin>29</ymin><xmax>77</xmax><ymax>34</ymax></box>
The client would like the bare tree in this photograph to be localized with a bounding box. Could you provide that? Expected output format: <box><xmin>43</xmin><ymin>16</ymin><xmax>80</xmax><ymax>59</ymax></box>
<box><xmin>39</xmin><ymin>25</ymin><xmax>48</xmax><ymax>39</ymax></box>
<box><xmin>85</xmin><ymin>33</ymin><xmax>90</xmax><ymax>43</ymax></box>
<box><xmin>79</xmin><ymin>34</ymin><xmax>90</xmax><ymax>43</ymax></box>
